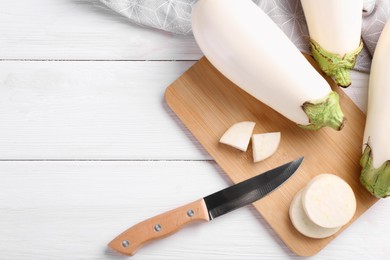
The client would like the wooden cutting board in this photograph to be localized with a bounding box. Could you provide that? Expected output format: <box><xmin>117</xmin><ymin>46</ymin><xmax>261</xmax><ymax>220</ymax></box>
<box><xmin>164</xmin><ymin>55</ymin><xmax>378</xmax><ymax>256</ymax></box>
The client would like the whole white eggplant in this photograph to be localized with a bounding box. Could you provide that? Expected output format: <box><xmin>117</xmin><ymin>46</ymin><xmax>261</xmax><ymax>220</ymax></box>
<box><xmin>300</xmin><ymin>0</ymin><xmax>364</xmax><ymax>87</ymax></box>
<box><xmin>360</xmin><ymin>21</ymin><xmax>390</xmax><ymax>198</ymax></box>
<box><xmin>191</xmin><ymin>0</ymin><xmax>345</xmax><ymax>130</ymax></box>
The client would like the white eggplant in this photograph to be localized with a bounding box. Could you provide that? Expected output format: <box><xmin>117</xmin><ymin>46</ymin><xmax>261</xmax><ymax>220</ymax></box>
<box><xmin>192</xmin><ymin>0</ymin><xmax>345</xmax><ymax>131</ymax></box>
<box><xmin>360</xmin><ymin>21</ymin><xmax>390</xmax><ymax>198</ymax></box>
<box><xmin>300</xmin><ymin>0</ymin><xmax>363</xmax><ymax>87</ymax></box>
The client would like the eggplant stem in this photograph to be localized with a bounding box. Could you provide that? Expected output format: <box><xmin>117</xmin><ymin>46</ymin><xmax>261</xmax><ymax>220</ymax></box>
<box><xmin>310</xmin><ymin>39</ymin><xmax>363</xmax><ymax>88</ymax></box>
<box><xmin>299</xmin><ymin>91</ymin><xmax>345</xmax><ymax>131</ymax></box>
<box><xmin>360</xmin><ymin>144</ymin><xmax>390</xmax><ymax>198</ymax></box>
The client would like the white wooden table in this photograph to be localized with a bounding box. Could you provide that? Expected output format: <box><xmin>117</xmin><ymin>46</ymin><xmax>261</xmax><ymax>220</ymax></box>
<box><xmin>1</xmin><ymin>1</ymin><xmax>389</xmax><ymax>259</ymax></box>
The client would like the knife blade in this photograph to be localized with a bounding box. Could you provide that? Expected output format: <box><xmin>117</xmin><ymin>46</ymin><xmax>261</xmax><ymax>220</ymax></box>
<box><xmin>108</xmin><ymin>157</ymin><xmax>303</xmax><ymax>256</ymax></box>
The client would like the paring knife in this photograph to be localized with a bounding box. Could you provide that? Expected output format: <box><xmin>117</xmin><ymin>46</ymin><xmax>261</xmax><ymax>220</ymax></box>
<box><xmin>108</xmin><ymin>157</ymin><xmax>304</xmax><ymax>256</ymax></box>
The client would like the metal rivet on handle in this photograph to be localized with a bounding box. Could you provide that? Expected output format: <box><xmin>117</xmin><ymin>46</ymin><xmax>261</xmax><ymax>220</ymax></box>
<box><xmin>122</xmin><ymin>240</ymin><xmax>130</xmax><ymax>248</ymax></box>
<box><xmin>187</xmin><ymin>209</ymin><xmax>194</xmax><ymax>217</ymax></box>
<box><xmin>154</xmin><ymin>224</ymin><xmax>162</xmax><ymax>232</ymax></box>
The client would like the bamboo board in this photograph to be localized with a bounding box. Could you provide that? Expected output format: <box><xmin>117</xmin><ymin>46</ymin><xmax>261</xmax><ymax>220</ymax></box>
<box><xmin>164</xmin><ymin>55</ymin><xmax>378</xmax><ymax>256</ymax></box>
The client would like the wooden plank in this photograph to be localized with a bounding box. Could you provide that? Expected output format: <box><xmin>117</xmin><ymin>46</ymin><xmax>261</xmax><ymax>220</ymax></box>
<box><xmin>0</xmin><ymin>0</ymin><xmax>202</xmax><ymax>60</ymax></box>
<box><xmin>0</xmin><ymin>60</ymin><xmax>368</xmax><ymax>160</ymax></box>
<box><xmin>0</xmin><ymin>160</ymin><xmax>389</xmax><ymax>259</ymax></box>
<box><xmin>0</xmin><ymin>61</ymin><xmax>209</xmax><ymax>160</ymax></box>
<box><xmin>165</xmin><ymin>56</ymin><xmax>377</xmax><ymax>256</ymax></box>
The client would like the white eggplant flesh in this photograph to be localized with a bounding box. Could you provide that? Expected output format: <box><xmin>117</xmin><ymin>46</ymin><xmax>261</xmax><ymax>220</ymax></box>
<box><xmin>251</xmin><ymin>132</ymin><xmax>281</xmax><ymax>163</ymax></box>
<box><xmin>301</xmin><ymin>174</ymin><xmax>356</xmax><ymax>228</ymax></box>
<box><xmin>192</xmin><ymin>0</ymin><xmax>345</xmax><ymax>131</ymax></box>
<box><xmin>300</xmin><ymin>0</ymin><xmax>363</xmax><ymax>87</ymax></box>
<box><xmin>219</xmin><ymin>121</ymin><xmax>255</xmax><ymax>152</ymax></box>
<box><xmin>289</xmin><ymin>189</ymin><xmax>341</xmax><ymax>239</ymax></box>
<box><xmin>360</xmin><ymin>21</ymin><xmax>390</xmax><ymax>198</ymax></box>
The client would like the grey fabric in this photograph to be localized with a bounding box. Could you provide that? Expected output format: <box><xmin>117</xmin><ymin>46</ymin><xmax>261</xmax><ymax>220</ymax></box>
<box><xmin>99</xmin><ymin>0</ymin><xmax>390</xmax><ymax>72</ymax></box>
<box><xmin>362</xmin><ymin>0</ymin><xmax>390</xmax><ymax>55</ymax></box>
<box><xmin>99</xmin><ymin>0</ymin><xmax>196</xmax><ymax>34</ymax></box>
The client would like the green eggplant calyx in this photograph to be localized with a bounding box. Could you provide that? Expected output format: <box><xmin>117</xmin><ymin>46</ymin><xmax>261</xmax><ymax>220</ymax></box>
<box><xmin>360</xmin><ymin>144</ymin><xmax>390</xmax><ymax>198</ymax></box>
<box><xmin>310</xmin><ymin>39</ymin><xmax>364</xmax><ymax>88</ymax></box>
<box><xmin>299</xmin><ymin>91</ymin><xmax>345</xmax><ymax>131</ymax></box>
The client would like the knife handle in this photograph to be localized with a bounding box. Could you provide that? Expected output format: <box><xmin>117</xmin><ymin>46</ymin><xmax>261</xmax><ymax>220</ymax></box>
<box><xmin>108</xmin><ymin>198</ymin><xmax>209</xmax><ymax>256</ymax></box>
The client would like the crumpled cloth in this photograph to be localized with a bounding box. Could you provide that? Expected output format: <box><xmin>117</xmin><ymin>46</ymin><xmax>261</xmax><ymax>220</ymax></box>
<box><xmin>99</xmin><ymin>0</ymin><xmax>390</xmax><ymax>72</ymax></box>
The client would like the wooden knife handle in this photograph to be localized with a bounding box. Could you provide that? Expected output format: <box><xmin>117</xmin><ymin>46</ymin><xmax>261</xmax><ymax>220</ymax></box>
<box><xmin>108</xmin><ymin>198</ymin><xmax>209</xmax><ymax>256</ymax></box>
